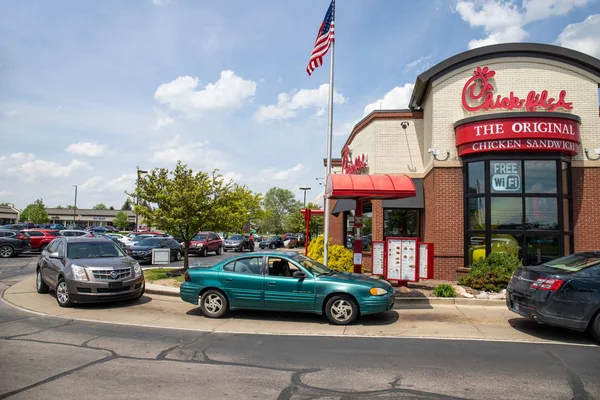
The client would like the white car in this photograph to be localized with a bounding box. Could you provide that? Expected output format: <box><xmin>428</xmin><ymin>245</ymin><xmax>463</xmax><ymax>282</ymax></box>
<box><xmin>104</xmin><ymin>233</ymin><xmax>130</xmax><ymax>245</ymax></box>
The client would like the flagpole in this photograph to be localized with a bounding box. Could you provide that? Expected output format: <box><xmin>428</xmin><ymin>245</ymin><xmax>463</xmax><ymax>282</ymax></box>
<box><xmin>323</xmin><ymin>39</ymin><xmax>334</xmax><ymax>267</ymax></box>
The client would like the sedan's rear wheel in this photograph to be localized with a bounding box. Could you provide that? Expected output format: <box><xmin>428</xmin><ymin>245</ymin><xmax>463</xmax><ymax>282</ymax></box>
<box><xmin>55</xmin><ymin>278</ymin><xmax>73</xmax><ymax>308</ymax></box>
<box><xmin>270</xmin><ymin>244</ymin><xmax>276</xmax><ymax>249</ymax></box>
<box><xmin>0</xmin><ymin>245</ymin><xmax>13</xmax><ymax>258</ymax></box>
<box><xmin>200</xmin><ymin>290</ymin><xmax>228</xmax><ymax>318</ymax></box>
<box><xmin>325</xmin><ymin>295</ymin><xmax>358</xmax><ymax>325</ymax></box>
<box><xmin>36</xmin><ymin>268</ymin><xmax>49</xmax><ymax>294</ymax></box>
<box><xmin>591</xmin><ymin>312</ymin><xmax>600</xmax><ymax>343</ymax></box>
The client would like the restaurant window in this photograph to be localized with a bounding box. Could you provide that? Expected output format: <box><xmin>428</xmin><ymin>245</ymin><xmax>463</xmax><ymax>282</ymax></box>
<box><xmin>464</xmin><ymin>155</ymin><xmax>572</xmax><ymax>267</ymax></box>
<box><xmin>383</xmin><ymin>209</ymin><xmax>419</xmax><ymax>239</ymax></box>
<box><xmin>343</xmin><ymin>202</ymin><xmax>372</xmax><ymax>251</ymax></box>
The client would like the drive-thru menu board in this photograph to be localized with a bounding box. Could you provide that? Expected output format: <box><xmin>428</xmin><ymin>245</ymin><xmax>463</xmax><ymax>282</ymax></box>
<box><xmin>418</xmin><ymin>242</ymin><xmax>434</xmax><ymax>280</ymax></box>
<box><xmin>385</xmin><ymin>237</ymin><xmax>419</xmax><ymax>282</ymax></box>
<box><xmin>372</xmin><ymin>241</ymin><xmax>384</xmax><ymax>276</ymax></box>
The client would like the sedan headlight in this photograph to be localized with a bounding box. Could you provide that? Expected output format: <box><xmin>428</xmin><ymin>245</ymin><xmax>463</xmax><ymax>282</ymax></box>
<box><xmin>133</xmin><ymin>262</ymin><xmax>142</xmax><ymax>277</ymax></box>
<box><xmin>195</xmin><ymin>243</ymin><xmax>203</xmax><ymax>247</ymax></box>
<box><xmin>71</xmin><ymin>265</ymin><xmax>88</xmax><ymax>281</ymax></box>
<box><xmin>369</xmin><ymin>287</ymin><xmax>387</xmax><ymax>296</ymax></box>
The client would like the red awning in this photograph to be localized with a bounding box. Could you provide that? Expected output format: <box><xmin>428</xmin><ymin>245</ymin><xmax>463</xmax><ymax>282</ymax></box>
<box><xmin>325</xmin><ymin>174</ymin><xmax>416</xmax><ymax>200</ymax></box>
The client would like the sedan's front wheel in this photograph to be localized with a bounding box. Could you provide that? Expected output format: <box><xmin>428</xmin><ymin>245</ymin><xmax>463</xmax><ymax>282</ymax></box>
<box><xmin>55</xmin><ymin>278</ymin><xmax>73</xmax><ymax>308</ymax></box>
<box><xmin>200</xmin><ymin>290</ymin><xmax>228</xmax><ymax>318</ymax></box>
<box><xmin>0</xmin><ymin>245</ymin><xmax>13</xmax><ymax>258</ymax></box>
<box><xmin>325</xmin><ymin>295</ymin><xmax>358</xmax><ymax>325</ymax></box>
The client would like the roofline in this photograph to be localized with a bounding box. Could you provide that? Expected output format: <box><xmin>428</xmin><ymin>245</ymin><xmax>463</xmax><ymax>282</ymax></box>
<box><xmin>323</xmin><ymin>158</ymin><xmax>342</xmax><ymax>167</ymax></box>
<box><xmin>343</xmin><ymin>110</ymin><xmax>423</xmax><ymax>150</ymax></box>
<box><xmin>409</xmin><ymin>42</ymin><xmax>600</xmax><ymax>110</ymax></box>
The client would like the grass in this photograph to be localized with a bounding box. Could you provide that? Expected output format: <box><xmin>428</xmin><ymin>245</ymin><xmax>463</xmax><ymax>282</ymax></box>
<box><xmin>144</xmin><ymin>268</ymin><xmax>185</xmax><ymax>283</ymax></box>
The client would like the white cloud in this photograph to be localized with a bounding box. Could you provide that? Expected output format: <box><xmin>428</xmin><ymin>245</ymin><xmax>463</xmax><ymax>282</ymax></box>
<box><xmin>151</xmin><ymin>134</ymin><xmax>229</xmax><ymax>171</ymax></box>
<box><xmin>154</xmin><ymin>70</ymin><xmax>257</xmax><ymax>117</ymax></box>
<box><xmin>363</xmin><ymin>83</ymin><xmax>415</xmax><ymax>115</ymax></box>
<box><xmin>0</xmin><ymin>190</ymin><xmax>14</xmax><ymax>198</ymax></box>
<box><xmin>220</xmin><ymin>171</ymin><xmax>244</xmax><ymax>183</ymax></box>
<box><xmin>455</xmin><ymin>0</ymin><xmax>589</xmax><ymax>49</ymax></box>
<box><xmin>4</xmin><ymin>109</ymin><xmax>18</xmax><ymax>117</ymax></box>
<box><xmin>257</xmin><ymin>163</ymin><xmax>305</xmax><ymax>182</ymax></box>
<box><xmin>151</xmin><ymin>0</ymin><xmax>170</xmax><ymax>5</ymax></box>
<box><xmin>154</xmin><ymin>116</ymin><xmax>174</xmax><ymax>130</ymax></box>
<box><xmin>334</xmin><ymin>121</ymin><xmax>357</xmax><ymax>137</ymax></box>
<box><xmin>556</xmin><ymin>14</ymin><xmax>600</xmax><ymax>59</ymax></box>
<box><xmin>81</xmin><ymin>173</ymin><xmax>137</xmax><ymax>193</ymax></box>
<box><xmin>405</xmin><ymin>55</ymin><xmax>431</xmax><ymax>70</ymax></box>
<box><xmin>65</xmin><ymin>142</ymin><xmax>108</xmax><ymax>157</ymax></box>
<box><xmin>0</xmin><ymin>153</ymin><xmax>91</xmax><ymax>182</ymax></box>
<box><xmin>255</xmin><ymin>84</ymin><xmax>346</xmax><ymax>123</ymax></box>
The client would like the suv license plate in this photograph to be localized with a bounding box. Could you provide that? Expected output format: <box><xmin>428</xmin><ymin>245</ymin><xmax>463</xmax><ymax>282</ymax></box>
<box><xmin>108</xmin><ymin>282</ymin><xmax>123</xmax><ymax>289</ymax></box>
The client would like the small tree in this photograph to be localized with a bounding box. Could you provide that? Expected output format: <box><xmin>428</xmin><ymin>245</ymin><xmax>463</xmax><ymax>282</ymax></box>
<box><xmin>19</xmin><ymin>199</ymin><xmax>50</xmax><ymax>224</ymax></box>
<box><xmin>113</xmin><ymin>211</ymin><xmax>129</xmax><ymax>230</ymax></box>
<box><xmin>93</xmin><ymin>203</ymin><xmax>108</xmax><ymax>210</ymax></box>
<box><xmin>109</xmin><ymin>206</ymin><xmax>115</xmax><ymax>210</ymax></box>
<box><xmin>121</xmin><ymin>198</ymin><xmax>133</xmax><ymax>211</ymax></box>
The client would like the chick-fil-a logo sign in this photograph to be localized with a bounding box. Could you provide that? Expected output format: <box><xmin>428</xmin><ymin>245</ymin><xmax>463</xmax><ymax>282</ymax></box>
<box><xmin>461</xmin><ymin>66</ymin><xmax>573</xmax><ymax>113</ymax></box>
<box><xmin>341</xmin><ymin>145</ymin><xmax>368</xmax><ymax>174</ymax></box>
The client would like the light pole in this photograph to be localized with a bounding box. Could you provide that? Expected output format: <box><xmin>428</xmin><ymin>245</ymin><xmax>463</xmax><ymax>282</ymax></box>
<box><xmin>135</xmin><ymin>168</ymin><xmax>148</xmax><ymax>231</ymax></box>
<box><xmin>299</xmin><ymin>187</ymin><xmax>311</xmax><ymax>208</ymax></box>
<box><xmin>72</xmin><ymin>185</ymin><xmax>78</xmax><ymax>228</ymax></box>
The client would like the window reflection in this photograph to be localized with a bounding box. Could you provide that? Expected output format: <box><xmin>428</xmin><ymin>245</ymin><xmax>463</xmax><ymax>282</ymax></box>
<box><xmin>525</xmin><ymin>161</ymin><xmax>557</xmax><ymax>193</ymax></box>
<box><xmin>384</xmin><ymin>209</ymin><xmax>419</xmax><ymax>239</ymax></box>
<box><xmin>468</xmin><ymin>162</ymin><xmax>485</xmax><ymax>194</ymax></box>
<box><xmin>491</xmin><ymin>197</ymin><xmax>522</xmax><ymax>229</ymax></box>
<box><xmin>526</xmin><ymin>198</ymin><xmax>558</xmax><ymax>230</ymax></box>
<box><xmin>467</xmin><ymin>198</ymin><xmax>485</xmax><ymax>230</ymax></box>
<box><xmin>525</xmin><ymin>236</ymin><xmax>560</xmax><ymax>265</ymax></box>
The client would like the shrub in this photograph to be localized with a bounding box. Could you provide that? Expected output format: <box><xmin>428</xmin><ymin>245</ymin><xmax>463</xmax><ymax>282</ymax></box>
<box><xmin>432</xmin><ymin>284</ymin><xmax>456</xmax><ymax>298</ymax></box>
<box><xmin>458</xmin><ymin>252</ymin><xmax>522</xmax><ymax>292</ymax></box>
<box><xmin>307</xmin><ymin>235</ymin><xmax>357</xmax><ymax>273</ymax></box>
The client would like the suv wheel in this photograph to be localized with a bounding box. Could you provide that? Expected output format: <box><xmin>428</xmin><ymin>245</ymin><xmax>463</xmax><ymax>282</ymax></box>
<box><xmin>270</xmin><ymin>243</ymin><xmax>276</xmax><ymax>249</ymax></box>
<box><xmin>176</xmin><ymin>251</ymin><xmax>183</xmax><ymax>261</ymax></box>
<box><xmin>216</xmin><ymin>246</ymin><xmax>222</xmax><ymax>255</ymax></box>
<box><xmin>55</xmin><ymin>278</ymin><xmax>73</xmax><ymax>308</ymax></box>
<box><xmin>200</xmin><ymin>290</ymin><xmax>228</xmax><ymax>318</ymax></box>
<box><xmin>36</xmin><ymin>268</ymin><xmax>49</xmax><ymax>294</ymax></box>
<box><xmin>0</xmin><ymin>245</ymin><xmax>13</xmax><ymax>258</ymax></box>
<box><xmin>591</xmin><ymin>311</ymin><xmax>600</xmax><ymax>343</ymax></box>
<box><xmin>201</xmin><ymin>247</ymin><xmax>208</xmax><ymax>257</ymax></box>
<box><xmin>325</xmin><ymin>295</ymin><xmax>358</xmax><ymax>325</ymax></box>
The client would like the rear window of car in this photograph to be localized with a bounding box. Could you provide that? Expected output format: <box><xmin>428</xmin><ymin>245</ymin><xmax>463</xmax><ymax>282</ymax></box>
<box><xmin>67</xmin><ymin>242</ymin><xmax>124</xmax><ymax>259</ymax></box>
<box><xmin>543</xmin><ymin>253</ymin><xmax>600</xmax><ymax>272</ymax></box>
<box><xmin>229</xmin><ymin>235</ymin><xmax>243</xmax><ymax>240</ymax></box>
<box><xmin>193</xmin><ymin>234</ymin><xmax>208</xmax><ymax>241</ymax></box>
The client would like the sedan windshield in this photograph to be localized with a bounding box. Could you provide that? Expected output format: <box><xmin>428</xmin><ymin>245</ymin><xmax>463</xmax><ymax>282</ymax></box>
<box><xmin>192</xmin><ymin>234</ymin><xmax>208</xmax><ymax>241</ymax></box>
<box><xmin>292</xmin><ymin>255</ymin><xmax>331</xmax><ymax>276</ymax></box>
<box><xmin>543</xmin><ymin>252</ymin><xmax>600</xmax><ymax>272</ymax></box>
<box><xmin>67</xmin><ymin>242</ymin><xmax>125</xmax><ymax>259</ymax></box>
<box><xmin>229</xmin><ymin>234</ymin><xmax>243</xmax><ymax>240</ymax></box>
<box><xmin>136</xmin><ymin>238</ymin><xmax>164</xmax><ymax>247</ymax></box>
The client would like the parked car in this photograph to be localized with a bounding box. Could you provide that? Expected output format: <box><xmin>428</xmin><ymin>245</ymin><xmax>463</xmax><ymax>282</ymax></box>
<box><xmin>222</xmin><ymin>234</ymin><xmax>254</xmax><ymax>252</ymax></box>
<box><xmin>187</xmin><ymin>232</ymin><xmax>223</xmax><ymax>256</ymax></box>
<box><xmin>60</xmin><ymin>230</ymin><xmax>93</xmax><ymax>237</ymax></box>
<box><xmin>20</xmin><ymin>229</ymin><xmax>59</xmax><ymax>252</ymax></box>
<box><xmin>104</xmin><ymin>226</ymin><xmax>119</xmax><ymax>232</ymax></box>
<box><xmin>180</xmin><ymin>252</ymin><xmax>395</xmax><ymax>325</ymax></box>
<box><xmin>130</xmin><ymin>237</ymin><xmax>183</xmax><ymax>263</ymax></box>
<box><xmin>1</xmin><ymin>223</ymin><xmax>28</xmax><ymax>230</ymax></box>
<box><xmin>126</xmin><ymin>233</ymin><xmax>161</xmax><ymax>248</ymax></box>
<box><xmin>90</xmin><ymin>226</ymin><xmax>110</xmax><ymax>233</ymax></box>
<box><xmin>96</xmin><ymin>234</ymin><xmax>131</xmax><ymax>254</ymax></box>
<box><xmin>252</xmin><ymin>234</ymin><xmax>263</xmax><ymax>242</ymax></box>
<box><xmin>49</xmin><ymin>224</ymin><xmax>66</xmax><ymax>230</ymax></box>
<box><xmin>35</xmin><ymin>237</ymin><xmax>144</xmax><ymax>307</ymax></box>
<box><xmin>507</xmin><ymin>251</ymin><xmax>600</xmax><ymax>342</ymax></box>
<box><xmin>259</xmin><ymin>236</ymin><xmax>284</xmax><ymax>249</ymax></box>
<box><xmin>0</xmin><ymin>229</ymin><xmax>31</xmax><ymax>257</ymax></box>
<box><xmin>296</xmin><ymin>233</ymin><xmax>306</xmax><ymax>247</ymax></box>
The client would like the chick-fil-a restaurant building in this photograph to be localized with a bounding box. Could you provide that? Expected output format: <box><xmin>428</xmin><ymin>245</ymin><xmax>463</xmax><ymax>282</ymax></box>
<box><xmin>323</xmin><ymin>43</ymin><xmax>600</xmax><ymax>280</ymax></box>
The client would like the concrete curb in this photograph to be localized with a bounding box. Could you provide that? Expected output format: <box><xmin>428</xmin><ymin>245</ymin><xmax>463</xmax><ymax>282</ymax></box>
<box><xmin>144</xmin><ymin>284</ymin><xmax>506</xmax><ymax>307</ymax></box>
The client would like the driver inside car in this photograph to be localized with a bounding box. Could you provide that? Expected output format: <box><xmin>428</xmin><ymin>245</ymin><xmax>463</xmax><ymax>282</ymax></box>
<box><xmin>271</xmin><ymin>260</ymin><xmax>291</xmax><ymax>277</ymax></box>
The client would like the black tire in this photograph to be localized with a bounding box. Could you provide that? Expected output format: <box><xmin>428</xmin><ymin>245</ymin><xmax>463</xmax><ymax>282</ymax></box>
<box><xmin>216</xmin><ymin>246</ymin><xmax>222</xmax><ymax>255</ymax></box>
<box><xmin>325</xmin><ymin>295</ymin><xmax>358</xmax><ymax>325</ymax></box>
<box><xmin>176</xmin><ymin>250</ymin><xmax>182</xmax><ymax>261</ymax></box>
<box><xmin>591</xmin><ymin>311</ymin><xmax>600</xmax><ymax>343</ymax></box>
<box><xmin>36</xmin><ymin>268</ymin><xmax>49</xmax><ymax>294</ymax></box>
<box><xmin>223</xmin><ymin>248</ymin><xmax>228</xmax><ymax>252</ymax></box>
<box><xmin>200</xmin><ymin>289</ymin><xmax>228</xmax><ymax>318</ymax></box>
<box><xmin>0</xmin><ymin>245</ymin><xmax>14</xmax><ymax>258</ymax></box>
<box><xmin>55</xmin><ymin>278</ymin><xmax>73</xmax><ymax>308</ymax></box>
<box><xmin>39</xmin><ymin>244</ymin><xmax>48</xmax><ymax>253</ymax></box>
<box><xmin>270</xmin><ymin>243</ymin><xmax>276</xmax><ymax>249</ymax></box>
<box><xmin>201</xmin><ymin>247</ymin><xmax>208</xmax><ymax>257</ymax></box>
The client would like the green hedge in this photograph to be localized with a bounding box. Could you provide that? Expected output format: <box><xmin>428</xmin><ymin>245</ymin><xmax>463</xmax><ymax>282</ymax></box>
<box><xmin>458</xmin><ymin>252</ymin><xmax>522</xmax><ymax>292</ymax></box>
<box><xmin>307</xmin><ymin>235</ymin><xmax>356</xmax><ymax>273</ymax></box>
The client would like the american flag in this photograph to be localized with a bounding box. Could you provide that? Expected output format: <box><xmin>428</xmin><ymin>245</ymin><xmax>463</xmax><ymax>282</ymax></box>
<box><xmin>306</xmin><ymin>0</ymin><xmax>335</xmax><ymax>76</ymax></box>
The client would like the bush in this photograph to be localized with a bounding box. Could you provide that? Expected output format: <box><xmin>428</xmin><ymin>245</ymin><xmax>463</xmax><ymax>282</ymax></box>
<box><xmin>307</xmin><ymin>235</ymin><xmax>357</xmax><ymax>273</ymax></box>
<box><xmin>432</xmin><ymin>284</ymin><xmax>456</xmax><ymax>298</ymax></box>
<box><xmin>458</xmin><ymin>252</ymin><xmax>522</xmax><ymax>292</ymax></box>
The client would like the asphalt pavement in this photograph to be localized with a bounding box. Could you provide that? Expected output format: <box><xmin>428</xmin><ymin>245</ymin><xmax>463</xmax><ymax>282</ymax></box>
<box><xmin>1</xmin><ymin>253</ymin><xmax>599</xmax><ymax>399</ymax></box>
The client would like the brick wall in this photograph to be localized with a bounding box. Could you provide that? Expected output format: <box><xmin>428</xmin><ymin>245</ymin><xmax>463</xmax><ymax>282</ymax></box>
<box><xmin>327</xmin><ymin>199</ymin><xmax>344</xmax><ymax>246</ymax></box>
<box><xmin>572</xmin><ymin>167</ymin><xmax>600</xmax><ymax>251</ymax></box>
<box><xmin>422</xmin><ymin>167</ymin><xmax>465</xmax><ymax>280</ymax></box>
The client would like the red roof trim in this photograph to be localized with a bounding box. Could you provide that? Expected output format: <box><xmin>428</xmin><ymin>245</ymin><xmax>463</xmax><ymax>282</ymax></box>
<box><xmin>325</xmin><ymin>174</ymin><xmax>416</xmax><ymax>200</ymax></box>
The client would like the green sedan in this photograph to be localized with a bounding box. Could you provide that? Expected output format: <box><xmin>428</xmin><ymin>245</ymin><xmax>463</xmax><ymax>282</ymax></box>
<box><xmin>180</xmin><ymin>252</ymin><xmax>395</xmax><ymax>325</ymax></box>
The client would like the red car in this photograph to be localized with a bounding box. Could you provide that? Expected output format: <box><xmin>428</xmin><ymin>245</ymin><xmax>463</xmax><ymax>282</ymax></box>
<box><xmin>187</xmin><ymin>232</ymin><xmax>222</xmax><ymax>256</ymax></box>
<box><xmin>20</xmin><ymin>229</ymin><xmax>59</xmax><ymax>252</ymax></box>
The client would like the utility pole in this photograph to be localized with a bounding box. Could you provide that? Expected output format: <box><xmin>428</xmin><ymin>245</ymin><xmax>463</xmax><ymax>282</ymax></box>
<box><xmin>299</xmin><ymin>187</ymin><xmax>311</xmax><ymax>208</ymax></box>
<box><xmin>72</xmin><ymin>185</ymin><xmax>78</xmax><ymax>227</ymax></box>
<box><xmin>135</xmin><ymin>168</ymin><xmax>148</xmax><ymax>231</ymax></box>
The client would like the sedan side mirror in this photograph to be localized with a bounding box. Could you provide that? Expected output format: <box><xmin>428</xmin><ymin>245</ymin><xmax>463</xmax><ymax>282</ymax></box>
<box><xmin>126</xmin><ymin>249</ymin><xmax>133</xmax><ymax>256</ymax></box>
<box><xmin>49</xmin><ymin>252</ymin><xmax>61</xmax><ymax>259</ymax></box>
<box><xmin>293</xmin><ymin>271</ymin><xmax>306</xmax><ymax>279</ymax></box>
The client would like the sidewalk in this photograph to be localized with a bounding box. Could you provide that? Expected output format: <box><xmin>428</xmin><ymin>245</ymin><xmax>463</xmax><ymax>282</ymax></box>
<box><xmin>3</xmin><ymin>278</ymin><xmax>595</xmax><ymax>345</ymax></box>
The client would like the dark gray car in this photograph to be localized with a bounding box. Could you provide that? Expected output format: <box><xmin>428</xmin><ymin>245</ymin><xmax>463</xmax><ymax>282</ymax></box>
<box><xmin>36</xmin><ymin>237</ymin><xmax>145</xmax><ymax>307</ymax></box>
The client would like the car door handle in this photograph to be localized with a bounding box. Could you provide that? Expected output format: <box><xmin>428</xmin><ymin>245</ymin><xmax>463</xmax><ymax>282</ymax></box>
<box><xmin>268</xmin><ymin>281</ymin><xmax>276</xmax><ymax>286</ymax></box>
<box><xmin>225</xmin><ymin>278</ymin><xmax>233</xmax><ymax>282</ymax></box>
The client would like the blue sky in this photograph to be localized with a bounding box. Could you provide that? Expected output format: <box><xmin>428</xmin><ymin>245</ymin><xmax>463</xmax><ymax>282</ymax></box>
<box><xmin>1</xmin><ymin>0</ymin><xmax>599</xmax><ymax>209</ymax></box>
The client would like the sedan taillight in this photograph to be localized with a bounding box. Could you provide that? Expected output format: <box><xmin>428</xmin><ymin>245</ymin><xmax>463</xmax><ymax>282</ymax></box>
<box><xmin>530</xmin><ymin>278</ymin><xmax>564</xmax><ymax>291</ymax></box>
<box><xmin>184</xmin><ymin>271</ymin><xmax>191</xmax><ymax>282</ymax></box>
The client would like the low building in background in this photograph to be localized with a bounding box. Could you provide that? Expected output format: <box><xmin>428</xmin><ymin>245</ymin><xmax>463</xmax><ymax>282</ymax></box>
<box><xmin>45</xmin><ymin>208</ymin><xmax>137</xmax><ymax>229</ymax></box>
<box><xmin>0</xmin><ymin>204</ymin><xmax>20</xmax><ymax>225</ymax></box>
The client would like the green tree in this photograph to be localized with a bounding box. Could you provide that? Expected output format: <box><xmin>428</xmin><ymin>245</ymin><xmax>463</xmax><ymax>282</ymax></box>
<box><xmin>55</xmin><ymin>205</ymin><xmax>64</xmax><ymax>209</ymax></box>
<box><xmin>92</xmin><ymin>203</ymin><xmax>108</xmax><ymax>210</ymax></box>
<box><xmin>284</xmin><ymin>202</ymin><xmax>323</xmax><ymax>237</ymax></box>
<box><xmin>260</xmin><ymin>187</ymin><xmax>301</xmax><ymax>233</ymax></box>
<box><xmin>130</xmin><ymin>161</ymin><xmax>260</xmax><ymax>269</ymax></box>
<box><xmin>19</xmin><ymin>199</ymin><xmax>50</xmax><ymax>224</ymax></box>
<box><xmin>121</xmin><ymin>198</ymin><xmax>133</xmax><ymax>211</ymax></box>
<box><xmin>66</xmin><ymin>205</ymin><xmax>75</xmax><ymax>209</ymax></box>
<box><xmin>113</xmin><ymin>211</ymin><xmax>129</xmax><ymax>230</ymax></box>
<box><xmin>109</xmin><ymin>206</ymin><xmax>115</xmax><ymax>210</ymax></box>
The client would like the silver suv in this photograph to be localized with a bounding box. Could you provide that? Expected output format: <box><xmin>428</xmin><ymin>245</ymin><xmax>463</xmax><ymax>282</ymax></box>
<box><xmin>36</xmin><ymin>237</ymin><xmax>145</xmax><ymax>307</ymax></box>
